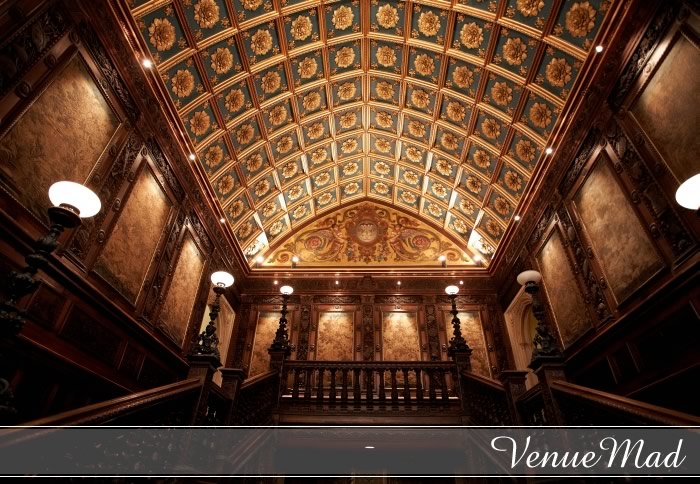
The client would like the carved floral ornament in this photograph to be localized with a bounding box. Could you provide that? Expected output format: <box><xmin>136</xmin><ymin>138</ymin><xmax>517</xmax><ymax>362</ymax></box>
<box><xmin>129</xmin><ymin>0</ymin><xmax>614</xmax><ymax>266</ymax></box>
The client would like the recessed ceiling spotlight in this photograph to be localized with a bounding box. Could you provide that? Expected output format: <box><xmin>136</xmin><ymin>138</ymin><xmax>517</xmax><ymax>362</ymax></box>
<box><xmin>255</xmin><ymin>255</ymin><xmax>264</xmax><ymax>264</ymax></box>
<box><xmin>514</xmin><ymin>215</ymin><xmax>521</xmax><ymax>221</ymax></box>
<box><xmin>397</xmin><ymin>281</ymin><xmax>401</xmax><ymax>285</ymax></box>
<box><xmin>459</xmin><ymin>280</ymin><xmax>464</xmax><ymax>285</ymax></box>
<box><xmin>335</xmin><ymin>280</ymin><xmax>339</xmax><ymax>284</ymax></box>
<box><xmin>189</xmin><ymin>153</ymin><xmax>196</xmax><ymax>161</ymax></box>
<box><xmin>273</xmin><ymin>280</ymin><xmax>278</xmax><ymax>285</ymax></box>
<box><xmin>219</xmin><ymin>217</ymin><xmax>225</xmax><ymax>223</ymax></box>
<box><xmin>545</xmin><ymin>147</ymin><xmax>553</xmax><ymax>155</ymax></box>
<box><xmin>142</xmin><ymin>58</ymin><xmax>153</xmax><ymax>68</ymax></box>
<box><xmin>474</xmin><ymin>254</ymin><xmax>482</xmax><ymax>262</ymax></box>
<box><xmin>595</xmin><ymin>45</ymin><xmax>604</xmax><ymax>53</ymax></box>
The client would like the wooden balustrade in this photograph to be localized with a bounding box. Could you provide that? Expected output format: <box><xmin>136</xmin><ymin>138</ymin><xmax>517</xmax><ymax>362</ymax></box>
<box><xmin>460</xmin><ymin>371</ymin><xmax>512</xmax><ymax>425</ymax></box>
<box><xmin>551</xmin><ymin>380</ymin><xmax>700</xmax><ymax>426</ymax></box>
<box><xmin>229</xmin><ymin>370</ymin><xmax>279</xmax><ymax>425</ymax></box>
<box><xmin>20</xmin><ymin>378</ymin><xmax>203</xmax><ymax>426</ymax></box>
<box><xmin>516</xmin><ymin>384</ymin><xmax>547</xmax><ymax>425</ymax></box>
<box><xmin>280</xmin><ymin>361</ymin><xmax>457</xmax><ymax>407</ymax></box>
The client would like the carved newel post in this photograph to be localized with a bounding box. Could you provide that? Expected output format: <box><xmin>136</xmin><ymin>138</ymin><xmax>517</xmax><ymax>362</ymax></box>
<box><xmin>445</xmin><ymin>285</ymin><xmax>472</xmax><ymax>370</ymax></box>
<box><xmin>518</xmin><ymin>270</ymin><xmax>566</xmax><ymax>425</ymax></box>
<box><xmin>1</xmin><ymin>181</ymin><xmax>100</xmax><ymax>422</ymax></box>
<box><xmin>187</xmin><ymin>271</ymin><xmax>233</xmax><ymax>425</ymax></box>
<box><xmin>268</xmin><ymin>285</ymin><xmax>293</xmax><ymax>371</ymax></box>
<box><xmin>189</xmin><ymin>270</ymin><xmax>233</xmax><ymax>369</ymax></box>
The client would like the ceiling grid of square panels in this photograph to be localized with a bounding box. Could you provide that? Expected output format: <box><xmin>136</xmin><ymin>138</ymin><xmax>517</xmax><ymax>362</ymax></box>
<box><xmin>127</xmin><ymin>0</ymin><xmax>613</xmax><ymax>266</ymax></box>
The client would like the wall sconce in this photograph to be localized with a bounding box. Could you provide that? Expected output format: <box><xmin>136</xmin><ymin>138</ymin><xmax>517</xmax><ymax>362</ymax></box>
<box><xmin>191</xmin><ymin>271</ymin><xmax>234</xmax><ymax>361</ymax></box>
<box><xmin>291</xmin><ymin>255</ymin><xmax>299</xmax><ymax>268</ymax></box>
<box><xmin>445</xmin><ymin>285</ymin><xmax>470</xmax><ymax>356</ymax></box>
<box><xmin>517</xmin><ymin>270</ymin><xmax>562</xmax><ymax>362</ymax></box>
<box><xmin>270</xmin><ymin>285</ymin><xmax>293</xmax><ymax>357</ymax></box>
<box><xmin>675</xmin><ymin>174</ymin><xmax>700</xmax><ymax>216</ymax></box>
<box><xmin>438</xmin><ymin>255</ymin><xmax>446</xmax><ymax>267</ymax></box>
<box><xmin>1</xmin><ymin>181</ymin><xmax>101</xmax><ymax>336</ymax></box>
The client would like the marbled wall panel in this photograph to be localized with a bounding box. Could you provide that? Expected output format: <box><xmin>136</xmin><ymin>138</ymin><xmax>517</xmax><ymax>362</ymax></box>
<box><xmin>445</xmin><ymin>311</ymin><xmax>490</xmax><ymax>378</ymax></box>
<box><xmin>382</xmin><ymin>311</ymin><xmax>420</xmax><ymax>361</ymax></box>
<box><xmin>537</xmin><ymin>230</ymin><xmax>591</xmax><ymax>348</ymax></box>
<box><xmin>575</xmin><ymin>156</ymin><xmax>663</xmax><ymax>303</ymax></box>
<box><xmin>631</xmin><ymin>34</ymin><xmax>700</xmax><ymax>182</ymax></box>
<box><xmin>249</xmin><ymin>311</ymin><xmax>279</xmax><ymax>376</ymax></box>
<box><xmin>159</xmin><ymin>234</ymin><xmax>205</xmax><ymax>347</ymax></box>
<box><xmin>94</xmin><ymin>167</ymin><xmax>171</xmax><ymax>303</ymax></box>
<box><xmin>0</xmin><ymin>56</ymin><xmax>119</xmax><ymax>221</ymax></box>
<box><xmin>316</xmin><ymin>311</ymin><xmax>354</xmax><ymax>361</ymax></box>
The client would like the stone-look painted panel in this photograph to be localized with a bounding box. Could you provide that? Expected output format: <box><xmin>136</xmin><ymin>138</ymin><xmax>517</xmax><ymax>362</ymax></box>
<box><xmin>159</xmin><ymin>234</ymin><xmax>205</xmax><ymax>347</ymax></box>
<box><xmin>445</xmin><ymin>311</ymin><xmax>490</xmax><ymax>378</ymax></box>
<box><xmin>382</xmin><ymin>311</ymin><xmax>420</xmax><ymax>361</ymax></box>
<box><xmin>575</xmin><ymin>156</ymin><xmax>662</xmax><ymax>303</ymax></box>
<box><xmin>316</xmin><ymin>311</ymin><xmax>354</xmax><ymax>361</ymax></box>
<box><xmin>249</xmin><ymin>311</ymin><xmax>279</xmax><ymax>376</ymax></box>
<box><xmin>537</xmin><ymin>230</ymin><xmax>590</xmax><ymax>348</ymax></box>
<box><xmin>95</xmin><ymin>167</ymin><xmax>171</xmax><ymax>303</ymax></box>
<box><xmin>0</xmin><ymin>56</ymin><xmax>119</xmax><ymax>221</ymax></box>
<box><xmin>631</xmin><ymin>35</ymin><xmax>700</xmax><ymax>182</ymax></box>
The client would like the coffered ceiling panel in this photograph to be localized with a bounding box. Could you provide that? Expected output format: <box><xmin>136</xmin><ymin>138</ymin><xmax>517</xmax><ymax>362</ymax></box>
<box><xmin>127</xmin><ymin>0</ymin><xmax>613</xmax><ymax>268</ymax></box>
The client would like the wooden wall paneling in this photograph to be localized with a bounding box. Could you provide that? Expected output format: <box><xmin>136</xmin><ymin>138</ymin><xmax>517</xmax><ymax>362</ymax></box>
<box><xmin>91</xmin><ymin>157</ymin><xmax>178</xmax><ymax>311</ymax></box>
<box><xmin>532</xmin><ymin>220</ymin><xmax>592</xmax><ymax>350</ymax></box>
<box><xmin>566</xmin><ymin>143</ymin><xmax>666</xmax><ymax>308</ymax></box>
<box><xmin>153</xmin><ymin>219</ymin><xmax>209</xmax><ymax>351</ymax></box>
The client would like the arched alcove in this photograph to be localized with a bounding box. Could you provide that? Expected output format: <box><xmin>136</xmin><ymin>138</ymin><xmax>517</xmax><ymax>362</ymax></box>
<box><xmin>503</xmin><ymin>286</ymin><xmax>538</xmax><ymax>389</ymax></box>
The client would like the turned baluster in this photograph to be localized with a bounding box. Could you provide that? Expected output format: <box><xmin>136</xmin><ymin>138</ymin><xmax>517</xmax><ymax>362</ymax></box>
<box><xmin>450</xmin><ymin>366</ymin><xmax>459</xmax><ymax>397</ymax></box>
<box><xmin>378</xmin><ymin>368</ymin><xmax>386</xmax><ymax>403</ymax></box>
<box><xmin>329</xmin><ymin>368</ymin><xmax>337</xmax><ymax>403</ymax></box>
<box><xmin>390</xmin><ymin>368</ymin><xmax>399</xmax><ymax>404</ymax></box>
<box><xmin>439</xmin><ymin>368</ymin><xmax>449</xmax><ymax>402</ymax></box>
<box><xmin>427</xmin><ymin>368</ymin><xmax>437</xmax><ymax>401</ymax></box>
<box><xmin>402</xmin><ymin>368</ymin><xmax>411</xmax><ymax>403</ymax></box>
<box><xmin>292</xmin><ymin>368</ymin><xmax>301</xmax><ymax>400</ymax></box>
<box><xmin>415</xmin><ymin>368</ymin><xmax>423</xmax><ymax>402</ymax></box>
<box><xmin>317</xmin><ymin>368</ymin><xmax>324</xmax><ymax>402</ymax></box>
<box><xmin>304</xmin><ymin>368</ymin><xmax>312</xmax><ymax>399</ymax></box>
<box><xmin>353</xmin><ymin>368</ymin><xmax>361</xmax><ymax>403</ymax></box>
<box><xmin>281</xmin><ymin>366</ymin><xmax>290</xmax><ymax>396</ymax></box>
<box><xmin>341</xmin><ymin>368</ymin><xmax>349</xmax><ymax>404</ymax></box>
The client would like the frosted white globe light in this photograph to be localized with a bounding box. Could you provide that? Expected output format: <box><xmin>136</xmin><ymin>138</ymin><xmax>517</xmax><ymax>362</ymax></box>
<box><xmin>675</xmin><ymin>174</ymin><xmax>700</xmax><ymax>210</ymax></box>
<box><xmin>210</xmin><ymin>271</ymin><xmax>234</xmax><ymax>288</ymax></box>
<box><xmin>48</xmin><ymin>181</ymin><xmax>101</xmax><ymax>218</ymax></box>
<box><xmin>280</xmin><ymin>285</ymin><xmax>294</xmax><ymax>296</ymax></box>
<box><xmin>517</xmin><ymin>270</ymin><xmax>542</xmax><ymax>286</ymax></box>
<box><xmin>445</xmin><ymin>285</ymin><xmax>459</xmax><ymax>296</ymax></box>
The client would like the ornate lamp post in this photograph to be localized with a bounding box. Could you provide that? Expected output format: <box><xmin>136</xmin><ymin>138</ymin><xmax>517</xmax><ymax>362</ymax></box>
<box><xmin>675</xmin><ymin>173</ymin><xmax>700</xmax><ymax>216</ymax></box>
<box><xmin>191</xmin><ymin>271</ymin><xmax>234</xmax><ymax>363</ymax></box>
<box><xmin>1</xmin><ymin>182</ymin><xmax>101</xmax><ymax>335</ymax></box>
<box><xmin>1</xmin><ymin>181</ymin><xmax>100</xmax><ymax>420</ymax></box>
<box><xmin>445</xmin><ymin>285</ymin><xmax>471</xmax><ymax>357</ymax></box>
<box><xmin>517</xmin><ymin>270</ymin><xmax>562</xmax><ymax>363</ymax></box>
<box><xmin>270</xmin><ymin>285</ymin><xmax>293</xmax><ymax>357</ymax></box>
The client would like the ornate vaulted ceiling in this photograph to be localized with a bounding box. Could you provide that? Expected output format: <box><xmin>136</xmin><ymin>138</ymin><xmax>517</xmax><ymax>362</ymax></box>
<box><xmin>125</xmin><ymin>0</ymin><xmax>613</xmax><ymax>269</ymax></box>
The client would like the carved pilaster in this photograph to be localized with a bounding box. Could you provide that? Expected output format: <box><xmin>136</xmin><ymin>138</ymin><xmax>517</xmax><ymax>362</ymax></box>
<box><xmin>557</xmin><ymin>206</ymin><xmax>614</xmax><ymax>323</ymax></box>
<box><xmin>361</xmin><ymin>296</ymin><xmax>374</xmax><ymax>361</ymax></box>
<box><xmin>296</xmin><ymin>296</ymin><xmax>312</xmax><ymax>360</ymax></box>
<box><xmin>232</xmin><ymin>303</ymin><xmax>251</xmax><ymax>369</ymax></box>
<box><xmin>68</xmin><ymin>132</ymin><xmax>142</xmax><ymax>260</ymax></box>
<box><xmin>424</xmin><ymin>304</ymin><xmax>440</xmax><ymax>361</ymax></box>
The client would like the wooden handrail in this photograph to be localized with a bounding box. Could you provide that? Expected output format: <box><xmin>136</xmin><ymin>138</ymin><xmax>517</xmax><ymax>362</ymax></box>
<box><xmin>516</xmin><ymin>383</ymin><xmax>542</xmax><ymax>404</ymax></box>
<box><xmin>22</xmin><ymin>377</ymin><xmax>202</xmax><ymax>426</ymax></box>
<box><xmin>283</xmin><ymin>361</ymin><xmax>457</xmax><ymax>369</ymax></box>
<box><xmin>461</xmin><ymin>370</ymin><xmax>506</xmax><ymax>392</ymax></box>
<box><xmin>551</xmin><ymin>380</ymin><xmax>700</xmax><ymax>425</ymax></box>
<box><xmin>241</xmin><ymin>370</ymin><xmax>278</xmax><ymax>388</ymax></box>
